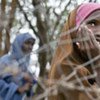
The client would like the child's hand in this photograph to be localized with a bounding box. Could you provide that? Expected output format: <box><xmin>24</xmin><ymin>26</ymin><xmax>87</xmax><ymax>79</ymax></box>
<box><xmin>76</xmin><ymin>25</ymin><xmax>100</xmax><ymax>58</ymax></box>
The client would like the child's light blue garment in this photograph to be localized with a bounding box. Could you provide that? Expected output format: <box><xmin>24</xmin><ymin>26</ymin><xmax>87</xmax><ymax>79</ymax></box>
<box><xmin>0</xmin><ymin>33</ymin><xmax>35</xmax><ymax>100</ymax></box>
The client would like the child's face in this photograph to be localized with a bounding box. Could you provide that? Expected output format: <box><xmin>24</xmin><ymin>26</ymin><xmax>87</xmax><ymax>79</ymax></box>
<box><xmin>21</xmin><ymin>38</ymin><xmax>35</xmax><ymax>54</ymax></box>
<box><xmin>85</xmin><ymin>10</ymin><xmax>100</xmax><ymax>42</ymax></box>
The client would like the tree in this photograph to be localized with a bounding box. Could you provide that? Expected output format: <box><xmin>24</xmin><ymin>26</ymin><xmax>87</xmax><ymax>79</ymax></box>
<box><xmin>0</xmin><ymin>0</ymin><xmax>17</xmax><ymax>56</ymax></box>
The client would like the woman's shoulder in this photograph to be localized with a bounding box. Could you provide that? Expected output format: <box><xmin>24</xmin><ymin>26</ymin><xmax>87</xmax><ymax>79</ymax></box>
<box><xmin>0</xmin><ymin>54</ymin><xmax>15</xmax><ymax>65</ymax></box>
<box><xmin>0</xmin><ymin>54</ymin><xmax>10</xmax><ymax>62</ymax></box>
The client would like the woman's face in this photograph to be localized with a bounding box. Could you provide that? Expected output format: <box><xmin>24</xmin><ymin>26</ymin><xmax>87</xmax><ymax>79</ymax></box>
<box><xmin>21</xmin><ymin>38</ymin><xmax>35</xmax><ymax>54</ymax></box>
<box><xmin>76</xmin><ymin>10</ymin><xmax>100</xmax><ymax>58</ymax></box>
<box><xmin>85</xmin><ymin>10</ymin><xmax>100</xmax><ymax>43</ymax></box>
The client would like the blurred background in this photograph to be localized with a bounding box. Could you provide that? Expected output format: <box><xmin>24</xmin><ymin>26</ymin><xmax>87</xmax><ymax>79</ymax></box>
<box><xmin>0</xmin><ymin>0</ymin><xmax>100</xmax><ymax>98</ymax></box>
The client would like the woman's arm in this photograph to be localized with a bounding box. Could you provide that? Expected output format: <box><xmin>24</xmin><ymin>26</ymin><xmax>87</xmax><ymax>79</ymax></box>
<box><xmin>0</xmin><ymin>79</ymin><xmax>18</xmax><ymax>100</ymax></box>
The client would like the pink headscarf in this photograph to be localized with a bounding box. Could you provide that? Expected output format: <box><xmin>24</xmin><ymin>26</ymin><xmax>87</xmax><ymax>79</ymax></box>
<box><xmin>76</xmin><ymin>3</ymin><xmax>100</xmax><ymax>26</ymax></box>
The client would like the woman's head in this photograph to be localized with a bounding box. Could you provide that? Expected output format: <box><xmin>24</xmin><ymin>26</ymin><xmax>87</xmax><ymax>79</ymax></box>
<box><xmin>11</xmin><ymin>33</ymin><xmax>35</xmax><ymax>60</ymax></box>
<box><xmin>67</xmin><ymin>3</ymin><xmax>100</xmax><ymax>45</ymax></box>
<box><xmin>76</xmin><ymin>3</ymin><xmax>100</xmax><ymax>50</ymax></box>
<box><xmin>74</xmin><ymin>3</ymin><xmax>100</xmax><ymax>62</ymax></box>
<box><xmin>21</xmin><ymin>38</ymin><xmax>35</xmax><ymax>54</ymax></box>
<box><xmin>53</xmin><ymin>3</ymin><xmax>100</xmax><ymax>63</ymax></box>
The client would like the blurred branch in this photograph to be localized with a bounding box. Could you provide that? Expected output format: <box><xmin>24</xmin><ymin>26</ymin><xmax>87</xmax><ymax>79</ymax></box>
<box><xmin>1</xmin><ymin>0</ymin><xmax>6</xmax><ymax>13</ymax></box>
<box><xmin>4</xmin><ymin>0</ymin><xmax>18</xmax><ymax>54</ymax></box>
<box><xmin>0</xmin><ymin>0</ymin><xmax>6</xmax><ymax>55</ymax></box>
<box><xmin>0</xmin><ymin>0</ymin><xmax>18</xmax><ymax>56</ymax></box>
<box><xmin>32</xmin><ymin>0</ymin><xmax>48</xmax><ymax>76</ymax></box>
<box><xmin>49</xmin><ymin>0</ymin><xmax>71</xmax><ymax>40</ymax></box>
<box><xmin>17</xmin><ymin>0</ymin><xmax>41</xmax><ymax>39</ymax></box>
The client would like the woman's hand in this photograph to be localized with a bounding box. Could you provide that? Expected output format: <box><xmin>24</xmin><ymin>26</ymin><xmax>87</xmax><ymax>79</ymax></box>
<box><xmin>2</xmin><ymin>66</ymin><xmax>21</xmax><ymax>76</ymax></box>
<box><xmin>76</xmin><ymin>25</ymin><xmax>100</xmax><ymax>58</ymax></box>
<box><xmin>17</xmin><ymin>82</ymin><xmax>32</xmax><ymax>93</ymax></box>
<box><xmin>22</xmin><ymin>72</ymin><xmax>33</xmax><ymax>83</ymax></box>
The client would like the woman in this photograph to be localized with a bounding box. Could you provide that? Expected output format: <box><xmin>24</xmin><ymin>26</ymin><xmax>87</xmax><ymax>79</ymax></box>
<box><xmin>48</xmin><ymin>3</ymin><xmax>100</xmax><ymax>100</ymax></box>
<box><xmin>0</xmin><ymin>33</ymin><xmax>36</xmax><ymax>100</ymax></box>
